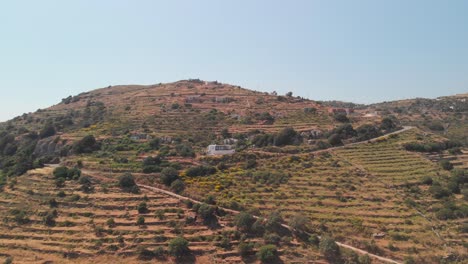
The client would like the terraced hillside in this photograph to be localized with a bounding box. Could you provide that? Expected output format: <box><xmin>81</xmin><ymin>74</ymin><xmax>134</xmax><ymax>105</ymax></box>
<box><xmin>0</xmin><ymin>166</ymin><xmax>333</xmax><ymax>263</ymax></box>
<box><xmin>0</xmin><ymin>81</ymin><xmax>466</xmax><ymax>263</ymax></box>
<box><xmin>183</xmin><ymin>129</ymin><xmax>467</xmax><ymax>263</ymax></box>
<box><xmin>368</xmin><ymin>93</ymin><xmax>468</xmax><ymax>145</ymax></box>
<box><xmin>334</xmin><ymin>130</ymin><xmax>467</xmax><ymax>262</ymax></box>
<box><xmin>3</xmin><ymin>80</ymin><xmax>335</xmax><ymax>140</ymax></box>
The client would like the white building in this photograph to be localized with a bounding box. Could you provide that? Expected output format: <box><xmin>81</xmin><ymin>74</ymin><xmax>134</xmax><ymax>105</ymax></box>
<box><xmin>207</xmin><ymin>145</ymin><xmax>235</xmax><ymax>156</ymax></box>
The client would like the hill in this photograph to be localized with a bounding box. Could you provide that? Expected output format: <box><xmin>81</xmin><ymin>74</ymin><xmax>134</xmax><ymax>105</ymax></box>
<box><xmin>0</xmin><ymin>80</ymin><xmax>466</xmax><ymax>263</ymax></box>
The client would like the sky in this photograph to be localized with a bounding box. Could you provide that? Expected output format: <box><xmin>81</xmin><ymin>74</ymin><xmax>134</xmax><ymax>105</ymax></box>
<box><xmin>1</xmin><ymin>0</ymin><xmax>467</xmax><ymax>122</ymax></box>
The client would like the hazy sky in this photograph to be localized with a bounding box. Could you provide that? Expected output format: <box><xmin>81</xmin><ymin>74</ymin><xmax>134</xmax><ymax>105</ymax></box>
<box><xmin>1</xmin><ymin>0</ymin><xmax>467</xmax><ymax>122</ymax></box>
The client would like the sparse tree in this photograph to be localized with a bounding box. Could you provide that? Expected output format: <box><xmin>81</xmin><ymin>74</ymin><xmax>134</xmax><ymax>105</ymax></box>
<box><xmin>168</xmin><ymin>236</ymin><xmax>190</xmax><ymax>258</ymax></box>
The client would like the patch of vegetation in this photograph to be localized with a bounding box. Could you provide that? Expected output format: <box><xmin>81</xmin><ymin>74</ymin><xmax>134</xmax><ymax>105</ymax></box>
<box><xmin>118</xmin><ymin>173</ymin><xmax>139</xmax><ymax>193</ymax></box>
<box><xmin>72</xmin><ymin>135</ymin><xmax>101</xmax><ymax>154</ymax></box>
<box><xmin>168</xmin><ymin>236</ymin><xmax>190</xmax><ymax>258</ymax></box>
<box><xmin>186</xmin><ymin>165</ymin><xmax>216</xmax><ymax>177</ymax></box>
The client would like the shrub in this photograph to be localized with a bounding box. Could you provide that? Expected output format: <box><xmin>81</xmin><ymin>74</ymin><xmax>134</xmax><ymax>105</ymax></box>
<box><xmin>429</xmin><ymin>182</ymin><xmax>451</xmax><ymax>199</ymax></box>
<box><xmin>274</xmin><ymin>127</ymin><xmax>300</xmax><ymax>146</ymax></box>
<box><xmin>234</xmin><ymin>212</ymin><xmax>255</xmax><ymax>233</ymax></box>
<box><xmin>265</xmin><ymin>211</ymin><xmax>283</xmax><ymax>232</ymax></box>
<box><xmin>356</xmin><ymin>124</ymin><xmax>381</xmax><ymax>141</ymax></box>
<box><xmin>107</xmin><ymin>218</ymin><xmax>116</xmax><ymax>228</ymax></box>
<box><xmin>175</xmin><ymin>143</ymin><xmax>195</xmax><ymax>157</ymax></box>
<box><xmin>252</xmin><ymin>219</ymin><xmax>265</xmax><ymax>235</ymax></box>
<box><xmin>309</xmin><ymin>234</ymin><xmax>320</xmax><ymax>246</ymax></box>
<box><xmin>186</xmin><ymin>165</ymin><xmax>216</xmax><ymax>177</ymax></box>
<box><xmin>197</xmin><ymin>203</ymin><xmax>215</xmax><ymax>222</ymax></box>
<box><xmin>53</xmin><ymin>166</ymin><xmax>81</xmax><ymax>180</ymax></box>
<box><xmin>256</xmin><ymin>244</ymin><xmax>277</xmax><ymax>263</ymax></box>
<box><xmin>12</xmin><ymin>210</ymin><xmax>29</xmax><ymax>225</ymax></box>
<box><xmin>137</xmin><ymin>246</ymin><xmax>155</xmax><ymax>260</ymax></box>
<box><xmin>39</xmin><ymin>123</ymin><xmax>56</xmax><ymax>138</ymax></box>
<box><xmin>328</xmin><ymin>134</ymin><xmax>342</xmax><ymax>146</ymax></box>
<box><xmin>289</xmin><ymin>213</ymin><xmax>308</xmax><ymax>231</ymax></box>
<box><xmin>421</xmin><ymin>176</ymin><xmax>433</xmax><ymax>185</ymax></box>
<box><xmin>153</xmin><ymin>246</ymin><xmax>166</xmax><ymax>258</ymax></box>
<box><xmin>137</xmin><ymin>202</ymin><xmax>148</xmax><ymax>214</ymax></box>
<box><xmin>136</xmin><ymin>216</ymin><xmax>145</xmax><ymax>225</ymax></box>
<box><xmin>264</xmin><ymin>233</ymin><xmax>281</xmax><ymax>245</ymax></box>
<box><xmin>170</xmin><ymin>179</ymin><xmax>185</xmax><ymax>194</ymax></box>
<box><xmin>49</xmin><ymin>198</ymin><xmax>58</xmax><ymax>208</ymax></box>
<box><xmin>118</xmin><ymin>173</ymin><xmax>139</xmax><ymax>193</ymax></box>
<box><xmin>55</xmin><ymin>177</ymin><xmax>65</xmax><ymax>188</ymax></box>
<box><xmin>404</xmin><ymin>141</ymin><xmax>460</xmax><ymax>153</ymax></box>
<box><xmin>250</xmin><ymin>170</ymin><xmax>289</xmax><ymax>185</ymax></box>
<box><xmin>149</xmin><ymin>138</ymin><xmax>160</xmax><ymax>150</ymax></box>
<box><xmin>53</xmin><ymin>166</ymin><xmax>69</xmax><ymax>179</ymax></box>
<box><xmin>238</xmin><ymin>242</ymin><xmax>253</xmax><ymax>257</ymax></box>
<box><xmin>68</xmin><ymin>194</ymin><xmax>81</xmax><ymax>202</ymax></box>
<box><xmin>168</xmin><ymin>236</ymin><xmax>190</xmax><ymax>258</ymax></box>
<box><xmin>334</xmin><ymin>113</ymin><xmax>349</xmax><ymax>123</ymax></box>
<box><xmin>72</xmin><ymin>135</ymin><xmax>100</xmax><ymax>154</ymax></box>
<box><xmin>319</xmin><ymin>236</ymin><xmax>341</xmax><ymax>262</ymax></box>
<box><xmin>359</xmin><ymin>254</ymin><xmax>372</xmax><ymax>264</ymax></box>
<box><xmin>43</xmin><ymin>211</ymin><xmax>56</xmax><ymax>226</ymax></box>
<box><xmin>439</xmin><ymin>159</ymin><xmax>453</xmax><ymax>171</ymax></box>
<box><xmin>380</xmin><ymin>117</ymin><xmax>396</xmax><ymax>131</ymax></box>
<box><xmin>78</xmin><ymin>176</ymin><xmax>92</xmax><ymax>185</ymax></box>
<box><xmin>160</xmin><ymin>167</ymin><xmax>179</xmax><ymax>186</ymax></box>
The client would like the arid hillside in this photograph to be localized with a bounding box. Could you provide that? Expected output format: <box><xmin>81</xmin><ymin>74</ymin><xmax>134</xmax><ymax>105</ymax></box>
<box><xmin>0</xmin><ymin>80</ymin><xmax>466</xmax><ymax>263</ymax></box>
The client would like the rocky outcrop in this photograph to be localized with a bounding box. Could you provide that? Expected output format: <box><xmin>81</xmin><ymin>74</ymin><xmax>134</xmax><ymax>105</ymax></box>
<box><xmin>33</xmin><ymin>136</ymin><xmax>67</xmax><ymax>157</ymax></box>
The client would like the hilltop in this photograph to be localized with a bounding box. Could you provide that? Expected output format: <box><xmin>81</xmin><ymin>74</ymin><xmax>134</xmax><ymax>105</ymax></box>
<box><xmin>0</xmin><ymin>80</ymin><xmax>466</xmax><ymax>263</ymax></box>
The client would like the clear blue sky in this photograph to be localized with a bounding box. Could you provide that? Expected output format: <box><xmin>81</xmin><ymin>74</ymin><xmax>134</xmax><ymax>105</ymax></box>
<box><xmin>1</xmin><ymin>0</ymin><xmax>467</xmax><ymax>121</ymax></box>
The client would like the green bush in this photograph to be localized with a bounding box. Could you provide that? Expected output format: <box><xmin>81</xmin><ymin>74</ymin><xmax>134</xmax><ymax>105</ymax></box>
<box><xmin>429</xmin><ymin>182</ymin><xmax>451</xmax><ymax>199</ymax></box>
<box><xmin>197</xmin><ymin>203</ymin><xmax>215</xmax><ymax>222</ymax></box>
<box><xmin>288</xmin><ymin>213</ymin><xmax>308</xmax><ymax>231</ymax></box>
<box><xmin>186</xmin><ymin>165</ymin><xmax>216</xmax><ymax>177</ymax></box>
<box><xmin>263</xmin><ymin>233</ymin><xmax>281</xmax><ymax>245</ymax></box>
<box><xmin>160</xmin><ymin>167</ymin><xmax>179</xmax><ymax>186</ymax></box>
<box><xmin>148</xmin><ymin>138</ymin><xmax>160</xmax><ymax>150</ymax></box>
<box><xmin>439</xmin><ymin>159</ymin><xmax>453</xmax><ymax>171</ymax></box>
<box><xmin>39</xmin><ymin>123</ymin><xmax>56</xmax><ymax>139</ymax></box>
<box><xmin>170</xmin><ymin>179</ymin><xmax>185</xmax><ymax>194</ymax></box>
<box><xmin>137</xmin><ymin>202</ymin><xmax>148</xmax><ymax>214</ymax></box>
<box><xmin>12</xmin><ymin>210</ymin><xmax>29</xmax><ymax>225</ymax></box>
<box><xmin>107</xmin><ymin>218</ymin><xmax>116</xmax><ymax>228</ymax></box>
<box><xmin>250</xmin><ymin>170</ymin><xmax>289</xmax><ymax>185</ymax></box>
<box><xmin>274</xmin><ymin>127</ymin><xmax>300</xmax><ymax>146</ymax></box>
<box><xmin>421</xmin><ymin>176</ymin><xmax>433</xmax><ymax>185</ymax></box>
<box><xmin>136</xmin><ymin>216</ymin><xmax>145</xmax><ymax>225</ymax></box>
<box><xmin>328</xmin><ymin>134</ymin><xmax>342</xmax><ymax>146</ymax></box>
<box><xmin>309</xmin><ymin>234</ymin><xmax>319</xmax><ymax>246</ymax></box>
<box><xmin>234</xmin><ymin>212</ymin><xmax>255</xmax><ymax>233</ymax></box>
<box><xmin>356</xmin><ymin>124</ymin><xmax>381</xmax><ymax>141</ymax></box>
<box><xmin>380</xmin><ymin>117</ymin><xmax>396</xmax><ymax>131</ymax></box>
<box><xmin>265</xmin><ymin>211</ymin><xmax>283</xmax><ymax>232</ymax></box>
<box><xmin>53</xmin><ymin>166</ymin><xmax>81</xmax><ymax>180</ymax></box>
<box><xmin>168</xmin><ymin>236</ymin><xmax>190</xmax><ymax>257</ymax></box>
<box><xmin>118</xmin><ymin>173</ymin><xmax>139</xmax><ymax>193</ymax></box>
<box><xmin>319</xmin><ymin>236</ymin><xmax>341</xmax><ymax>262</ymax></box>
<box><xmin>175</xmin><ymin>143</ymin><xmax>195</xmax><ymax>157</ymax></box>
<box><xmin>238</xmin><ymin>242</ymin><xmax>253</xmax><ymax>257</ymax></box>
<box><xmin>256</xmin><ymin>244</ymin><xmax>277</xmax><ymax>263</ymax></box>
<box><xmin>72</xmin><ymin>135</ymin><xmax>100</xmax><ymax>154</ymax></box>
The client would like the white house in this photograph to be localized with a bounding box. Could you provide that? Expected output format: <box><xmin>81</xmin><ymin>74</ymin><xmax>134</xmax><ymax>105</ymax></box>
<box><xmin>207</xmin><ymin>145</ymin><xmax>235</xmax><ymax>156</ymax></box>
